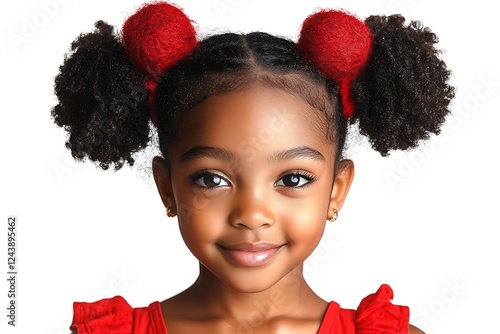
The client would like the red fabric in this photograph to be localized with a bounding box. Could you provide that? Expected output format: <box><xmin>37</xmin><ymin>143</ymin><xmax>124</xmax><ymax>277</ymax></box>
<box><xmin>70</xmin><ymin>284</ymin><xmax>409</xmax><ymax>334</ymax></box>
<box><xmin>355</xmin><ymin>284</ymin><xmax>409</xmax><ymax>333</ymax></box>
<box><xmin>317</xmin><ymin>284</ymin><xmax>409</xmax><ymax>334</ymax></box>
<box><xmin>70</xmin><ymin>296</ymin><xmax>134</xmax><ymax>333</ymax></box>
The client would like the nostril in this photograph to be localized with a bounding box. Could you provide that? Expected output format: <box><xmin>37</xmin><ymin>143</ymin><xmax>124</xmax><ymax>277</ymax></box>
<box><xmin>229</xmin><ymin>210</ymin><xmax>275</xmax><ymax>230</ymax></box>
<box><xmin>228</xmin><ymin>190</ymin><xmax>276</xmax><ymax>229</ymax></box>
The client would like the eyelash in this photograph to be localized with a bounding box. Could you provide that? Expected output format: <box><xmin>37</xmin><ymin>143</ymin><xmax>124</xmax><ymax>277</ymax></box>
<box><xmin>188</xmin><ymin>170</ymin><xmax>316</xmax><ymax>190</ymax></box>
<box><xmin>275</xmin><ymin>171</ymin><xmax>316</xmax><ymax>190</ymax></box>
<box><xmin>189</xmin><ymin>170</ymin><xmax>230</xmax><ymax>189</ymax></box>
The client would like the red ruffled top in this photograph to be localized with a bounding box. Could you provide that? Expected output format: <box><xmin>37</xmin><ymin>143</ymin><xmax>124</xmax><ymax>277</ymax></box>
<box><xmin>70</xmin><ymin>284</ymin><xmax>409</xmax><ymax>334</ymax></box>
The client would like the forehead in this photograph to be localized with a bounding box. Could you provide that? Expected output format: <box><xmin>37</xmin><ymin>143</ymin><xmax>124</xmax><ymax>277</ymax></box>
<box><xmin>171</xmin><ymin>85</ymin><xmax>333</xmax><ymax>159</ymax></box>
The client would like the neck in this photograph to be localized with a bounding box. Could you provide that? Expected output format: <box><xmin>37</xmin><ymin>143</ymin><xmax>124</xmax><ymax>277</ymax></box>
<box><xmin>187</xmin><ymin>263</ymin><xmax>324</xmax><ymax>320</ymax></box>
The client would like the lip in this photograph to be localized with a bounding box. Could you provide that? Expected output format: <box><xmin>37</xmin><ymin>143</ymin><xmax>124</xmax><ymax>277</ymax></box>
<box><xmin>218</xmin><ymin>242</ymin><xmax>284</xmax><ymax>267</ymax></box>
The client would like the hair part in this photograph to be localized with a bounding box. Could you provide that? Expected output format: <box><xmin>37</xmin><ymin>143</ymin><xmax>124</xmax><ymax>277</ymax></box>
<box><xmin>155</xmin><ymin>32</ymin><xmax>347</xmax><ymax>165</ymax></box>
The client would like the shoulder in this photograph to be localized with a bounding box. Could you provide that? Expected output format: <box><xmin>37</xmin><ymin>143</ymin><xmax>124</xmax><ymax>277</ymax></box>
<box><xmin>409</xmin><ymin>324</ymin><xmax>426</xmax><ymax>334</ymax></box>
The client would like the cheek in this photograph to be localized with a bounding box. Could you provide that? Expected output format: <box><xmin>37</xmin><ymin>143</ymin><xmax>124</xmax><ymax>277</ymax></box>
<box><xmin>289</xmin><ymin>210</ymin><xmax>325</xmax><ymax>243</ymax></box>
<box><xmin>279</xmin><ymin>185</ymin><xmax>332</xmax><ymax>251</ymax></box>
<box><xmin>281</xmin><ymin>207</ymin><xmax>326</xmax><ymax>270</ymax></box>
<box><xmin>178</xmin><ymin>208</ymin><xmax>221</xmax><ymax>238</ymax></box>
<box><xmin>281</xmin><ymin>198</ymin><xmax>328</xmax><ymax>247</ymax></box>
<box><xmin>176</xmin><ymin>197</ymin><xmax>227</xmax><ymax>253</ymax></box>
<box><xmin>172</xmin><ymin>177</ymin><xmax>224</xmax><ymax>240</ymax></box>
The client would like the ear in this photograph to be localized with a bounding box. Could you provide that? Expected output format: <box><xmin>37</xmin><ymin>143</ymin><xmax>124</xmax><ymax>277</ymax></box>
<box><xmin>328</xmin><ymin>159</ymin><xmax>354</xmax><ymax>219</ymax></box>
<box><xmin>152</xmin><ymin>156</ymin><xmax>176</xmax><ymax>214</ymax></box>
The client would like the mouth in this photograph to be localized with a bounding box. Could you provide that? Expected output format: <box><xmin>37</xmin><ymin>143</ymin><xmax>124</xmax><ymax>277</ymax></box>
<box><xmin>218</xmin><ymin>242</ymin><xmax>285</xmax><ymax>267</ymax></box>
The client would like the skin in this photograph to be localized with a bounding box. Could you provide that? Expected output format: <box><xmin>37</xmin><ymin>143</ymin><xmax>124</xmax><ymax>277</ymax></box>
<box><xmin>152</xmin><ymin>84</ymin><xmax>424</xmax><ymax>334</ymax></box>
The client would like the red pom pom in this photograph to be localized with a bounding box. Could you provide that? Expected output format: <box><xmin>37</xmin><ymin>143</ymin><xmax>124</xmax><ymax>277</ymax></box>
<box><xmin>122</xmin><ymin>2</ymin><xmax>197</xmax><ymax>77</ymax></box>
<box><xmin>298</xmin><ymin>10</ymin><xmax>372</xmax><ymax>118</ymax></box>
<box><xmin>122</xmin><ymin>2</ymin><xmax>197</xmax><ymax>127</ymax></box>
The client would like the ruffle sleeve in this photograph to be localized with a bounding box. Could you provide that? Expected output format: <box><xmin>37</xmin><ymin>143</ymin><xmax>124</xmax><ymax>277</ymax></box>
<box><xmin>69</xmin><ymin>296</ymin><xmax>134</xmax><ymax>334</ymax></box>
<box><xmin>355</xmin><ymin>284</ymin><xmax>409</xmax><ymax>334</ymax></box>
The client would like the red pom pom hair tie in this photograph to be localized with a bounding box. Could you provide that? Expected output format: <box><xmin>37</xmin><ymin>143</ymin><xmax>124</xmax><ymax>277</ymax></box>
<box><xmin>121</xmin><ymin>2</ymin><xmax>198</xmax><ymax>127</ymax></box>
<box><xmin>297</xmin><ymin>10</ymin><xmax>372</xmax><ymax>119</ymax></box>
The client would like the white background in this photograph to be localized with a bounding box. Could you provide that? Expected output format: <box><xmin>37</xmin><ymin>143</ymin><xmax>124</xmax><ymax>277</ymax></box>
<box><xmin>1</xmin><ymin>0</ymin><xmax>499</xmax><ymax>333</ymax></box>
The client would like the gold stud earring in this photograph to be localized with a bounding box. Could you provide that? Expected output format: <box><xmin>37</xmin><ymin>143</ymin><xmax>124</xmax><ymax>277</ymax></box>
<box><xmin>166</xmin><ymin>207</ymin><xmax>176</xmax><ymax>218</ymax></box>
<box><xmin>328</xmin><ymin>209</ymin><xmax>338</xmax><ymax>222</ymax></box>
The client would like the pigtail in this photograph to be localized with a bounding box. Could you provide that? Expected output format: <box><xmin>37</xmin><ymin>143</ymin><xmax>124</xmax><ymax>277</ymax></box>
<box><xmin>351</xmin><ymin>14</ymin><xmax>455</xmax><ymax>156</ymax></box>
<box><xmin>51</xmin><ymin>2</ymin><xmax>197</xmax><ymax>170</ymax></box>
<box><xmin>298</xmin><ymin>11</ymin><xmax>455</xmax><ymax>156</ymax></box>
<box><xmin>52</xmin><ymin>20</ymin><xmax>150</xmax><ymax>170</ymax></box>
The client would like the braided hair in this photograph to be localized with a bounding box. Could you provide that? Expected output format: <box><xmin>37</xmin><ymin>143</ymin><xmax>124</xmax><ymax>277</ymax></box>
<box><xmin>51</xmin><ymin>2</ymin><xmax>454</xmax><ymax>170</ymax></box>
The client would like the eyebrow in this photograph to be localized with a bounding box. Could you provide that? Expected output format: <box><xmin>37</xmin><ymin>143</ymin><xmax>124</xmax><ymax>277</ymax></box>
<box><xmin>268</xmin><ymin>146</ymin><xmax>325</xmax><ymax>163</ymax></box>
<box><xmin>180</xmin><ymin>145</ymin><xmax>325</xmax><ymax>163</ymax></box>
<box><xmin>181</xmin><ymin>146</ymin><xmax>236</xmax><ymax>163</ymax></box>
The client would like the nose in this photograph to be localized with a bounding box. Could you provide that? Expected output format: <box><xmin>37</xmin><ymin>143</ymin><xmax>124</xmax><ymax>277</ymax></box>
<box><xmin>228</xmin><ymin>186</ymin><xmax>276</xmax><ymax>230</ymax></box>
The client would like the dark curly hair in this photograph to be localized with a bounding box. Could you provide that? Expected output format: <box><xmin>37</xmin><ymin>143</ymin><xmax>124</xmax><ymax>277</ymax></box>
<box><xmin>52</xmin><ymin>21</ymin><xmax>150</xmax><ymax>170</ymax></box>
<box><xmin>352</xmin><ymin>15</ymin><xmax>455</xmax><ymax>155</ymax></box>
<box><xmin>52</xmin><ymin>12</ymin><xmax>454</xmax><ymax>170</ymax></box>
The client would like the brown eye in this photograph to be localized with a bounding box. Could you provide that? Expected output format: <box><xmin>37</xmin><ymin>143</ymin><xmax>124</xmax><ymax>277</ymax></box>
<box><xmin>275</xmin><ymin>173</ymin><xmax>314</xmax><ymax>188</ymax></box>
<box><xmin>191</xmin><ymin>172</ymin><xmax>229</xmax><ymax>188</ymax></box>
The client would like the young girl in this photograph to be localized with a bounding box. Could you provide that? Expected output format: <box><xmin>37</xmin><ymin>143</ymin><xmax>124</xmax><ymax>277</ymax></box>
<box><xmin>51</xmin><ymin>2</ymin><xmax>453</xmax><ymax>333</ymax></box>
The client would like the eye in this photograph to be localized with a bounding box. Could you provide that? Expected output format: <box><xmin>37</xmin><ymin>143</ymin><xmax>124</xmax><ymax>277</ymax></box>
<box><xmin>275</xmin><ymin>172</ymin><xmax>315</xmax><ymax>188</ymax></box>
<box><xmin>190</xmin><ymin>171</ymin><xmax>230</xmax><ymax>188</ymax></box>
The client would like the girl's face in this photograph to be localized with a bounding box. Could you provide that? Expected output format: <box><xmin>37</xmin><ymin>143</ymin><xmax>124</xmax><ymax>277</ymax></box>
<box><xmin>154</xmin><ymin>84</ymin><xmax>353</xmax><ymax>292</ymax></box>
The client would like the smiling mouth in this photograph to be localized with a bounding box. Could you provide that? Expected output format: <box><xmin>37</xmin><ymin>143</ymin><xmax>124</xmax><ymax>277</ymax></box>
<box><xmin>218</xmin><ymin>243</ymin><xmax>285</xmax><ymax>267</ymax></box>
